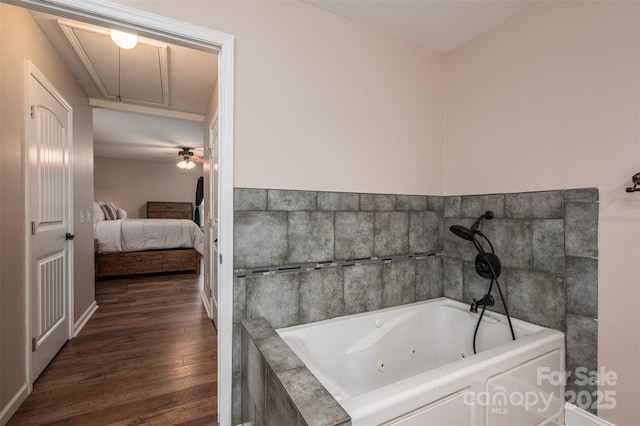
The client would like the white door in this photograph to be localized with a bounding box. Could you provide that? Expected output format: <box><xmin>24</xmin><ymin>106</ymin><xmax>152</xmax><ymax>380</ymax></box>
<box><xmin>27</xmin><ymin>63</ymin><xmax>73</xmax><ymax>382</ymax></box>
<box><xmin>209</xmin><ymin>118</ymin><xmax>220</xmax><ymax>327</ymax></box>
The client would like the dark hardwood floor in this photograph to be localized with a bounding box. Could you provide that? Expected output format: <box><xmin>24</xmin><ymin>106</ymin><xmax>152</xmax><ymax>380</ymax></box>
<box><xmin>9</xmin><ymin>272</ymin><xmax>217</xmax><ymax>425</ymax></box>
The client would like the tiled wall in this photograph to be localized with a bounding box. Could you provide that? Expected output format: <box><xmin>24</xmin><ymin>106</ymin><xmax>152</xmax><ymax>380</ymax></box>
<box><xmin>233</xmin><ymin>187</ymin><xmax>599</xmax><ymax>421</ymax></box>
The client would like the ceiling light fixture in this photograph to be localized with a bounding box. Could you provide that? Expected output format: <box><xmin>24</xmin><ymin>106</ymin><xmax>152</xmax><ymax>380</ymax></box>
<box><xmin>109</xmin><ymin>29</ymin><xmax>138</xmax><ymax>49</ymax></box>
<box><xmin>177</xmin><ymin>156</ymin><xmax>196</xmax><ymax>170</ymax></box>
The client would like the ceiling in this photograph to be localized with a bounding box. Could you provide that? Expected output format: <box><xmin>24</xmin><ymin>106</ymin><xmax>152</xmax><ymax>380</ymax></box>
<box><xmin>30</xmin><ymin>11</ymin><xmax>218</xmax><ymax>160</ymax></box>
<box><xmin>302</xmin><ymin>0</ymin><xmax>538</xmax><ymax>53</ymax></box>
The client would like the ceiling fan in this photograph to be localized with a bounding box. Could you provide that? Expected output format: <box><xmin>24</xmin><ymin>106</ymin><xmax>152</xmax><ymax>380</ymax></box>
<box><xmin>175</xmin><ymin>147</ymin><xmax>203</xmax><ymax>170</ymax></box>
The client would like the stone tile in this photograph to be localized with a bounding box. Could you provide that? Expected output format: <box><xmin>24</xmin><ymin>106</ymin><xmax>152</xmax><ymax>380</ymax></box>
<box><xmin>462</xmin><ymin>261</ymin><xmax>507</xmax><ymax>314</ymax></box>
<box><xmin>444</xmin><ymin>196</ymin><xmax>461</xmax><ymax>218</ymax></box>
<box><xmin>232</xmin><ymin>370</ymin><xmax>242</xmax><ymax>425</ymax></box>
<box><xmin>564</xmin><ymin>188</ymin><xmax>599</xmax><ymax>203</ymax></box>
<box><xmin>507</xmin><ymin>269</ymin><xmax>564</xmax><ymax>330</ymax></box>
<box><xmin>234</xmin><ymin>278</ymin><xmax>247</xmax><ymax>322</ymax></box>
<box><xmin>409</xmin><ymin>211</ymin><xmax>441</xmax><ymax>253</ymax></box>
<box><xmin>277</xmin><ymin>367</ymin><xmax>351</xmax><ymax>426</ymax></box>
<box><xmin>242</xmin><ymin>317</ymin><xmax>278</xmax><ymax>341</ymax></box>
<box><xmin>482</xmin><ymin>219</ymin><xmax>533</xmax><ymax>269</ymax></box>
<box><xmin>287</xmin><ymin>212</ymin><xmax>335</xmax><ymax>263</ymax></box>
<box><xmin>265</xmin><ymin>369</ymin><xmax>298</xmax><ymax>426</ymax></box>
<box><xmin>268</xmin><ymin>189</ymin><xmax>316</xmax><ymax>211</ymax></box>
<box><xmin>343</xmin><ymin>264</ymin><xmax>383</xmax><ymax>315</ymax></box>
<box><xmin>360</xmin><ymin>193</ymin><xmax>396</xmax><ymax>211</ymax></box>
<box><xmin>334</xmin><ymin>212</ymin><xmax>374</xmax><ymax>259</ymax></box>
<box><xmin>416</xmin><ymin>256</ymin><xmax>443</xmax><ymax>300</ymax></box>
<box><xmin>246</xmin><ymin>274</ymin><xmax>299</xmax><ymax>328</ymax></box>
<box><xmin>443</xmin><ymin>217</ymin><xmax>477</xmax><ymax>263</ymax></box>
<box><xmin>532</xmin><ymin>219</ymin><xmax>565</xmax><ymax>274</ymax></box>
<box><xmin>246</xmin><ymin>337</ymin><xmax>266</xmax><ymax>419</ymax></box>
<box><xmin>427</xmin><ymin>196</ymin><xmax>445</xmax><ymax>212</ymax></box>
<box><xmin>443</xmin><ymin>257</ymin><xmax>464</xmax><ymax>301</ymax></box>
<box><xmin>565</xmin><ymin>202</ymin><xmax>598</xmax><ymax>258</ymax></box>
<box><xmin>235</xmin><ymin>188</ymin><xmax>268</xmax><ymax>211</ymax></box>
<box><xmin>255</xmin><ymin>334</ymin><xmax>305</xmax><ymax>373</ymax></box>
<box><xmin>396</xmin><ymin>195</ymin><xmax>427</xmax><ymax>211</ymax></box>
<box><xmin>381</xmin><ymin>260</ymin><xmax>416</xmax><ymax>308</ymax></box>
<box><xmin>317</xmin><ymin>191</ymin><xmax>359</xmax><ymax>211</ymax></box>
<box><xmin>374</xmin><ymin>212</ymin><xmax>409</xmax><ymax>256</ymax></box>
<box><xmin>461</xmin><ymin>194</ymin><xmax>505</xmax><ymax>218</ymax></box>
<box><xmin>234</xmin><ymin>211</ymin><xmax>288</xmax><ymax>268</ymax></box>
<box><xmin>233</xmin><ymin>322</ymin><xmax>242</xmax><ymax>372</ymax></box>
<box><xmin>505</xmin><ymin>191</ymin><xmax>563</xmax><ymax>219</ymax></box>
<box><xmin>241</xmin><ymin>373</ymin><xmax>256</xmax><ymax>426</ymax></box>
<box><xmin>566</xmin><ymin>256</ymin><xmax>598</xmax><ymax>318</ymax></box>
<box><xmin>565</xmin><ymin>314</ymin><xmax>598</xmax><ymax>397</ymax></box>
<box><xmin>299</xmin><ymin>269</ymin><xmax>344</xmax><ymax>324</ymax></box>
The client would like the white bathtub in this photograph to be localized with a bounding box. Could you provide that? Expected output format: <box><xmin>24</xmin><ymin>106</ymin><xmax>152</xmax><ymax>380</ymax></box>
<box><xmin>277</xmin><ymin>297</ymin><xmax>565</xmax><ymax>425</ymax></box>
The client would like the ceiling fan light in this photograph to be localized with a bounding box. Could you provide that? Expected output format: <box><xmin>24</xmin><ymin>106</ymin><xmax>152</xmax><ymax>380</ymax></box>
<box><xmin>177</xmin><ymin>158</ymin><xmax>196</xmax><ymax>170</ymax></box>
<box><xmin>110</xmin><ymin>29</ymin><xmax>138</xmax><ymax>49</ymax></box>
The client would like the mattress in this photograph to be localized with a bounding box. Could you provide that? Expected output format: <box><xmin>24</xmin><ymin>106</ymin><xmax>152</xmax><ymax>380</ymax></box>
<box><xmin>96</xmin><ymin>219</ymin><xmax>204</xmax><ymax>255</ymax></box>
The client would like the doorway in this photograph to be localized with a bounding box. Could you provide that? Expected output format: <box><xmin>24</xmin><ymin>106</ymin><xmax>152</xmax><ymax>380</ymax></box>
<box><xmin>6</xmin><ymin>1</ymin><xmax>234</xmax><ymax>424</ymax></box>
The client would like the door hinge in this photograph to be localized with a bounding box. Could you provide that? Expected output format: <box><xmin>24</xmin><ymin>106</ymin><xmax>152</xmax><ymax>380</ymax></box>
<box><xmin>30</xmin><ymin>105</ymin><xmax>36</xmax><ymax>119</ymax></box>
<box><xmin>32</xmin><ymin>337</ymin><xmax>36</xmax><ymax>352</ymax></box>
<box><xmin>31</xmin><ymin>221</ymin><xmax>35</xmax><ymax>235</ymax></box>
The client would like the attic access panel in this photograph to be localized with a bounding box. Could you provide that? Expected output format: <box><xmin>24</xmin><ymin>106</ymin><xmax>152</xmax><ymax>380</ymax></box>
<box><xmin>59</xmin><ymin>20</ymin><xmax>169</xmax><ymax>107</ymax></box>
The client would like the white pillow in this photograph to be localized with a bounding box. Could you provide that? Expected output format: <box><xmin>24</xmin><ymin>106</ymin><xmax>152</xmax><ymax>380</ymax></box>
<box><xmin>117</xmin><ymin>208</ymin><xmax>127</xmax><ymax>219</ymax></box>
<box><xmin>93</xmin><ymin>201</ymin><xmax>105</xmax><ymax>222</ymax></box>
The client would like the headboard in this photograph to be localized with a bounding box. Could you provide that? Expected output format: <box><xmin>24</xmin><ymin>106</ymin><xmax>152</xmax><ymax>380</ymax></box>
<box><xmin>147</xmin><ymin>201</ymin><xmax>193</xmax><ymax>219</ymax></box>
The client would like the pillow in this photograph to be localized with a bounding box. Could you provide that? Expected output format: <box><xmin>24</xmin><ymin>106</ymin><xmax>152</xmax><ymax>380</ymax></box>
<box><xmin>117</xmin><ymin>208</ymin><xmax>127</xmax><ymax>219</ymax></box>
<box><xmin>93</xmin><ymin>201</ymin><xmax>105</xmax><ymax>222</ymax></box>
<box><xmin>101</xmin><ymin>202</ymin><xmax>118</xmax><ymax>220</ymax></box>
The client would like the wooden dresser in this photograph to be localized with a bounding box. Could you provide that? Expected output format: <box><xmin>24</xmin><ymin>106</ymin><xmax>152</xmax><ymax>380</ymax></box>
<box><xmin>147</xmin><ymin>201</ymin><xmax>193</xmax><ymax>219</ymax></box>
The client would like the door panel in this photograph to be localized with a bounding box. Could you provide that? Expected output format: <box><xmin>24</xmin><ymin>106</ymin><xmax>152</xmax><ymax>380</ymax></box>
<box><xmin>28</xmin><ymin>64</ymin><xmax>72</xmax><ymax>382</ymax></box>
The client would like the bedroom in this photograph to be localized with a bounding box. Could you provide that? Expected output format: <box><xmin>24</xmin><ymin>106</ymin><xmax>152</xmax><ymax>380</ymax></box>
<box><xmin>0</xmin><ymin>3</ymin><xmax>222</xmax><ymax>423</ymax></box>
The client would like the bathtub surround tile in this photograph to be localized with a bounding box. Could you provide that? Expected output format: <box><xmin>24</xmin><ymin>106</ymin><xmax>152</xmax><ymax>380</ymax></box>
<box><xmin>299</xmin><ymin>269</ymin><xmax>344</xmax><ymax>324</ymax></box>
<box><xmin>482</xmin><ymin>219</ymin><xmax>532</xmax><ymax>270</ymax></box>
<box><xmin>234</xmin><ymin>277</ymin><xmax>247</xmax><ymax>322</ymax></box>
<box><xmin>361</xmin><ymin>193</ymin><xmax>396</xmax><ymax>211</ymax></box>
<box><xmin>317</xmin><ymin>191</ymin><xmax>359</xmax><ymax>211</ymax></box>
<box><xmin>234</xmin><ymin>211</ymin><xmax>288</xmax><ymax>268</ymax></box>
<box><xmin>277</xmin><ymin>367</ymin><xmax>351</xmax><ymax>426</ymax></box>
<box><xmin>532</xmin><ymin>219</ymin><xmax>565</xmax><ymax>274</ymax></box>
<box><xmin>444</xmin><ymin>196</ymin><xmax>461</xmax><ymax>218</ymax></box>
<box><xmin>505</xmin><ymin>191</ymin><xmax>563</xmax><ymax>219</ymax></box>
<box><xmin>507</xmin><ymin>269</ymin><xmax>565</xmax><ymax>330</ymax></box>
<box><xmin>265</xmin><ymin>369</ymin><xmax>299</xmax><ymax>425</ymax></box>
<box><xmin>246</xmin><ymin>274</ymin><xmax>299</xmax><ymax>328</ymax></box>
<box><xmin>416</xmin><ymin>256</ymin><xmax>444</xmax><ymax>300</ymax></box>
<box><xmin>241</xmin><ymin>317</ymin><xmax>279</xmax><ymax>341</ymax></box>
<box><xmin>288</xmin><ymin>212</ymin><xmax>335</xmax><ymax>263</ymax></box>
<box><xmin>409</xmin><ymin>211</ymin><xmax>441</xmax><ymax>253</ymax></box>
<box><xmin>396</xmin><ymin>195</ymin><xmax>427</xmax><ymax>211</ymax></box>
<box><xmin>565</xmin><ymin>202</ymin><xmax>599</xmax><ymax>258</ymax></box>
<box><xmin>443</xmin><ymin>257</ymin><xmax>464</xmax><ymax>301</ymax></box>
<box><xmin>233</xmin><ymin>370</ymin><xmax>242</xmax><ymax>425</ymax></box>
<box><xmin>268</xmin><ymin>189</ymin><xmax>317</xmax><ymax>211</ymax></box>
<box><xmin>564</xmin><ymin>188</ymin><xmax>599</xmax><ymax>203</ymax></box>
<box><xmin>427</xmin><ymin>196</ymin><xmax>445</xmax><ymax>212</ymax></box>
<box><xmin>235</xmin><ymin>188</ymin><xmax>268</xmax><ymax>211</ymax></box>
<box><xmin>254</xmin><ymin>335</ymin><xmax>305</xmax><ymax>373</ymax></box>
<box><xmin>334</xmin><ymin>212</ymin><xmax>375</xmax><ymax>259</ymax></box>
<box><xmin>461</xmin><ymin>194</ymin><xmax>505</xmax><ymax>218</ymax></box>
<box><xmin>233</xmin><ymin>322</ymin><xmax>242</xmax><ymax>372</ymax></box>
<box><xmin>344</xmin><ymin>264</ymin><xmax>383</xmax><ymax>315</ymax></box>
<box><xmin>374</xmin><ymin>212</ymin><xmax>409</xmax><ymax>256</ymax></box>
<box><xmin>246</xmin><ymin>333</ymin><xmax>267</xmax><ymax>419</ymax></box>
<box><xmin>565</xmin><ymin>313</ymin><xmax>598</xmax><ymax>414</ymax></box>
<box><xmin>565</xmin><ymin>256</ymin><xmax>598</xmax><ymax>318</ymax></box>
<box><xmin>381</xmin><ymin>260</ymin><xmax>416</xmax><ymax>308</ymax></box>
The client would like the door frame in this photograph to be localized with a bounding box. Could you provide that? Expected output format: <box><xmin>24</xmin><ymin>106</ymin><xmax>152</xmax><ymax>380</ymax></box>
<box><xmin>8</xmin><ymin>1</ymin><xmax>235</xmax><ymax>424</ymax></box>
<box><xmin>25</xmin><ymin>60</ymin><xmax>75</xmax><ymax>387</ymax></box>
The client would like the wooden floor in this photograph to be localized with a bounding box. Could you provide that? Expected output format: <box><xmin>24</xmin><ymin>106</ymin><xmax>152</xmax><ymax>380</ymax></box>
<box><xmin>9</xmin><ymin>272</ymin><xmax>217</xmax><ymax>425</ymax></box>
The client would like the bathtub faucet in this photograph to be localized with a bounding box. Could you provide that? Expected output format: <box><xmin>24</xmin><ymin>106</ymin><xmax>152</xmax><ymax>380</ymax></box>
<box><xmin>470</xmin><ymin>294</ymin><xmax>494</xmax><ymax>313</ymax></box>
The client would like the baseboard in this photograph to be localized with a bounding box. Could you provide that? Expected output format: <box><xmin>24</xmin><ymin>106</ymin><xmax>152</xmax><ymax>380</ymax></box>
<box><xmin>0</xmin><ymin>383</ymin><xmax>28</xmax><ymax>426</ymax></box>
<box><xmin>565</xmin><ymin>403</ymin><xmax>614</xmax><ymax>426</ymax></box>
<box><xmin>74</xmin><ymin>301</ymin><xmax>98</xmax><ymax>337</ymax></box>
<box><xmin>201</xmin><ymin>290</ymin><xmax>212</xmax><ymax>319</ymax></box>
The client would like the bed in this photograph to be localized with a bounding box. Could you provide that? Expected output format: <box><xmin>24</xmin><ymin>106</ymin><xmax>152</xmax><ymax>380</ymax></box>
<box><xmin>95</xmin><ymin>201</ymin><xmax>203</xmax><ymax>278</ymax></box>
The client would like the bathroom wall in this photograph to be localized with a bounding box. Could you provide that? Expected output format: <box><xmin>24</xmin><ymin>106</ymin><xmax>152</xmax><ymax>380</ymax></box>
<box><xmin>445</xmin><ymin>1</ymin><xmax>639</xmax><ymax>422</ymax></box>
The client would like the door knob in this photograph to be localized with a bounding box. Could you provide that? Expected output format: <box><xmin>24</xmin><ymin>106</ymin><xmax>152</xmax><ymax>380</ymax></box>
<box><xmin>65</xmin><ymin>233</ymin><xmax>75</xmax><ymax>240</ymax></box>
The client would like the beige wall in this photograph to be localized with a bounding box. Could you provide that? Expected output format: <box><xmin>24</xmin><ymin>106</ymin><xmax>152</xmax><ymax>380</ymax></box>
<box><xmin>113</xmin><ymin>0</ymin><xmax>446</xmax><ymax>196</ymax></box>
<box><xmin>0</xmin><ymin>3</ymin><xmax>94</xmax><ymax>411</ymax></box>
<box><xmin>94</xmin><ymin>156</ymin><xmax>203</xmax><ymax>218</ymax></box>
<box><xmin>445</xmin><ymin>1</ymin><xmax>640</xmax><ymax>423</ymax></box>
